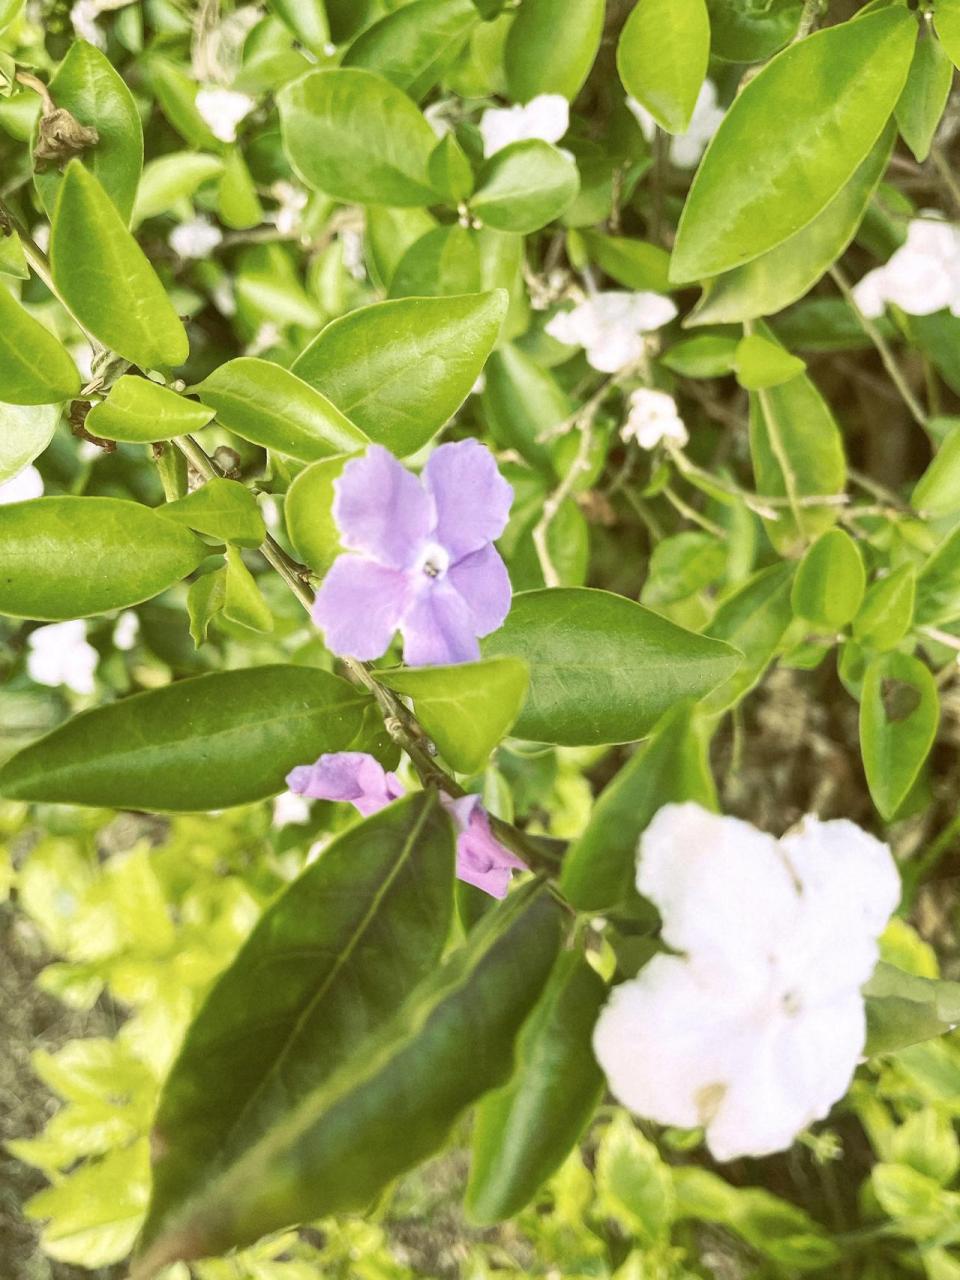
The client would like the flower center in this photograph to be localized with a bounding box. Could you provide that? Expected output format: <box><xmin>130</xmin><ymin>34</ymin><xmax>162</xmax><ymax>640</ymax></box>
<box><xmin>781</xmin><ymin>989</ymin><xmax>803</xmax><ymax>1017</ymax></box>
<box><xmin>417</xmin><ymin>542</ymin><xmax>450</xmax><ymax>581</ymax></box>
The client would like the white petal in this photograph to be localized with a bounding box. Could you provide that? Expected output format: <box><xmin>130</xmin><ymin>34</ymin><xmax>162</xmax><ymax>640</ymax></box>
<box><xmin>0</xmin><ymin>465</ymin><xmax>43</xmax><ymax>504</ymax></box>
<box><xmin>852</xmin><ymin>269</ymin><xmax>888</xmax><ymax>319</ymax></box>
<box><xmin>522</xmin><ymin>94</ymin><xmax>570</xmax><ymax>146</ymax></box>
<box><xmin>195</xmin><ymin>87</ymin><xmax>255</xmax><ymax>144</ymax></box>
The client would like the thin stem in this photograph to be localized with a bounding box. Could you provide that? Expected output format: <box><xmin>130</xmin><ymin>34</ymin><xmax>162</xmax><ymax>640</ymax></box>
<box><xmin>931</xmin><ymin>144</ymin><xmax>960</xmax><ymax>218</ymax></box>
<box><xmin>533</xmin><ymin>418</ymin><xmax>593</xmax><ymax>588</ymax></box>
<box><xmin>662</xmin><ymin>484</ymin><xmax>727</xmax><ymax>538</ymax></box>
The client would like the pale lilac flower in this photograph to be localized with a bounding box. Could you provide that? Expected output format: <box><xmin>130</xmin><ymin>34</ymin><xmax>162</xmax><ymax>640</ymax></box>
<box><xmin>593</xmin><ymin>803</ymin><xmax>900</xmax><ymax>1162</ymax></box>
<box><xmin>622</xmin><ymin>388</ymin><xmax>688</xmax><ymax>449</ymax></box>
<box><xmin>546</xmin><ymin>291</ymin><xmax>677</xmax><ymax>372</ymax></box>
<box><xmin>195</xmin><ymin>87</ymin><xmax>255</xmax><ymax>143</ymax></box>
<box><xmin>853</xmin><ymin>216</ymin><xmax>960</xmax><ymax>319</ymax></box>
<box><xmin>479</xmin><ymin>94</ymin><xmax>570</xmax><ymax>157</ymax></box>
<box><xmin>627</xmin><ymin>80</ymin><xmax>725</xmax><ymax>169</ymax></box>
<box><xmin>26</xmin><ymin>620</ymin><xmax>98</xmax><ymax>696</ymax></box>
<box><xmin>313</xmin><ymin>442</ymin><xmax>513</xmax><ymax>666</ymax></box>
<box><xmin>0</xmin><ymin>465</ymin><xmax>43</xmax><ymax>504</ymax></box>
<box><xmin>286</xmin><ymin>751</ymin><xmax>526</xmax><ymax>898</ymax></box>
<box><xmin>169</xmin><ymin>217</ymin><xmax>223</xmax><ymax>260</ymax></box>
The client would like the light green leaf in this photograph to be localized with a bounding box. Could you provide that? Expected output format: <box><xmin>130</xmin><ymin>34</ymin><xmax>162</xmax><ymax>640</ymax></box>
<box><xmin>187</xmin><ymin>567</ymin><xmax>226</xmax><ymax>647</ymax></box>
<box><xmin>85</xmin><ymin>376</ymin><xmax>214</xmax><ymax>443</ymax></box>
<box><xmin>935</xmin><ymin>0</ymin><xmax>960</xmax><ymax>72</ymax></box>
<box><xmin>292</xmin><ymin>291</ymin><xmax>507</xmax><ymax>456</ymax></box>
<box><xmin>482</xmin><ymin>587</ymin><xmax>741</xmax><ymax>746</ymax></box>
<box><xmin>853</xmin><ymin>565</ymin><xmax>916</xmax><ymax>651</ymax></box>
<box><xmin>916</xmin><ymin>524</ymin><xmax>960</xmax><ymax>625</ymax></box>
<box><xmin>912</xmin><ymin>423</ymin><xmax>960</xmax><ymax>515</ymax></box>
<box><xmin>895</xmin><ymin>32</ymin><xmax>953</xmax><ymax>162</ymax></box>
<box><xmin>277</xmin><ymin>68</ymin><xmax>440</xmax><ymax>206</ymax></box>
<box><xmin>158</xmin><ymin>478</ymin><xmax>266</xmax><ymax>548</ymax></box>
<box><xmin>0</xmin><ymin>228</ymin><xmax>29</xmax><ymax>278</ymax></box>
<box><xmin>617</xmin><ymin>0</ymin><xmax>710</xmax><ymax>135</ymax></box>
<box><xmin>0</xmin><ymin>665</ymin><xmax>373</xmax><ymax>810</ymax></box>
<box><xmin>505</xmin><ymin>0</ymin><xmax>605</xmax><ymax>100</ymax></box>
<box><xmin>0</xmin><ymin>287</ymin><xmax>79</xmax><ymax>404</ymax></box>
<box><xmin>389</xmin><ymin>224</ymin><xmax>482</xmax><ymax>298</ymax></box>
<box><xmin>148</xmin><ymin>58</ymin><xmax>222</xmax><ymax>152</ymax></box>
<box><xmin>0</xmin><ymin>0</ymin><xmax>24</xmax><ymax>34</ymax></box>
<box><xmin>344</xmin><ymin>0</ymin><xmax>479</xmax><ymax>101</ymax></box>
<box><xmin>735</xmin><ymin>333</ymin><xmax>806</xmax><ymax>389</ymax></box>
<box><xmin>596</xmin><ymin>1114</ymin><xmax>674</xmax><ymax>1244</ymax></box>
<box><xmin>471</xmin><ymin>140</ymin><xmax>580</xmax><ymax>234</ymax></box>
<box><xmin>700</xmin><ymin>563</ymin><xmax>796</xmax><ymax>715</ymax></box>
<box><xmin>217</xmin><ymin>147</ymin><xmax>263</xmax><ymax>231</ymax></box>
<box><xmin>365</xmin><ymin>205</ymin><xmax>436</xmax><ymax>291</ymax></box>
<box><xmin>0</xmin><ymin>402</ymin><xmax>59</xmax><ymax>484</ymax></box>
<box><xmin>660</xmin><ymin>334</ymin><xmax>739</xmax><ymax>378</ymax></box>
<box><xmin>791</xmin><ymin>528</ymin><xmax>866</xmax><ymax>630</ymax></box>
<box><xmin>575</xmin><ymin>230</ymin><xmax>671</xmax><ymax>293</ymax></box>
<box><xmin>132</xmin><ymin>152</ymin><xmax>225</xmax><ymax>227</ymax></box>
<box><xmin>0</xmin><ymin>496</ymin><xmax>207</xmax><ymax>620</ymax></box>
<box><xmin>670</xmin><ymin>9</ymin><xmax>916</xmax><ymax>283</ymax></box>
<box><xmin>193</xmin><ymin>357</ymin><xmax>369</xmax><ymax>461</ymax></box>
<box><xmin>223</xmin><ymin>548</ymin><xmax>273</xmax><ymax>632</ymax></box>
<box><xmin>860</xmin><ymin>651</ymin><xmax>939</xmax><ymax>820</ymax></box>
<box><xmin>284</xmin><ymin>454</ymin><xmax>352</xmax><ymax>575</ymax></box>
<box><xmin>269</xmin><ymin>0</ymin><xmax>330</xmax><ymax>52</ymax></box>
<box><xmin>50</xmin><ymin>162</ymin><xmax>189</xmax><ymax>369</ymax></box>
<box><xmin>379</xmin><ymin>657</ymin><xmax>529</xmax><ymax>773</ymax></box>
<box><xmin>428</xmin><ymin>132</ymin><xmax>475</xmax><ymax>202</ymax></box>
<box><xmin>865</xmin><ymin>962</ymin><xmax>960</xmax><ymax>1056</ymax></box>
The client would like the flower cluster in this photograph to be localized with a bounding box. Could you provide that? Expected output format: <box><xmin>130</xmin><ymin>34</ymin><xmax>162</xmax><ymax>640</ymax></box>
<box><xmin>479</xmin><ymin>94</ymin><xmax>570</xmax><ymax>158</ymax></box>
<box><xmin>593</xmin><ymin>803</ymin><xmax>900</xmax><ymax>1161</ymax></box>
<box><xmin>627</xmin><ymin>80</ymin><xmax>725</xmax><ymax>169</ymax></box>
<box><xmin>853</xmin><ymin>216</ymin><xmax>960</xmax><ymax>319</ymax></box>
<box><xmin>545</xmin><ymin>291</ymin><xmax>677</xmax><ymax>373</ymax></box>
<box><xmin>287</xmin><ymin>752</ymin><xmax>525</xmax><ymax>898</ymax></box>
<box><xmin>621</xmin><ymin>387</ymin><xmax>688</xmax><ymax>450</ymax></box>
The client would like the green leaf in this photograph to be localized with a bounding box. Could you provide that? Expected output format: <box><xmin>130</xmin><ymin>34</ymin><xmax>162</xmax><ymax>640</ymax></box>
<box><xmin>895</xmin><ymin>32</ymin><xmax>953</xmax><ymax>162</ymax></box>
<box><xmin>481</xmin><ymin>346</ymin><xmax>572</xmax><ymax>474</ymax></box>
<box><xmin>217</xmin><ymin>147</ymin><xmax>264</xmax><ymax>231</ymax></box>
<box><xmin>223</xmin><ymin>548</ymin><xmax>273</xmax><ymax>632</ymax></box>
<box><xmin>791</xmin><ymin>528</ymin><xmax>866</xmax><ymax>630</ymax></box>
<box><xmin>561</xmin><ymin>702</ymin><xmax>717</xmax><ymax>912</ymax></box>
<box><xmin>148</xmin><ymin>58</ymin><xmax>222</xmax><ymax>152</ymax></box>
<box><xmin>912</xmin><ymin>423</ymin><xmax>960</xmax><ymax>515</ymax></box>
<box><xmin>35</xmin><ymin>39</ymin><xmax>143</xmax><ymax>224</ymax></box>
<box><xmin>596</xmin><ymin>1114</ymin><xmax>674</xmax><ymax>1244</ymax></box>
<box><xmin>187</xmin><ymin>567</ymin><xmax>226</xmax><ymax>647</ymax></box>
<box><xmin>0</xmin><ymin>228</ymin><xmax>29</xmax><ymax>278</ymax></box>
<box><xmin>853</xmin><ymin>565</ymin><xmax>916</xmax><ymax>651</ymax></box>
<box><xmin>706</xmin><ymin>0</ymin><xmax>803</xmax><ymax>64</ymax></box>
<box><xmin>133</xmin><ymin>882</ymin><xmax>561</xmax><ymax>1274</ymax></box>
<box><xmin>575</xmin><ymin>230</ymin><xmax>671</xmax><ymax>293</ymax></box>
<box><xmin>0</xmin><ymin>665</ymin><xmax>372</xmax><ymax>810</ymax></box>
<box><xmin>471</xmin><ymin>141</ymin><xmax>580</xmax><ymax>234</ymax></box>
<box><xmin>292</xmin><ymin>292</ymin><xmax>507</xmax><ymax>457</ymax></box>
<box><xmin>686</xmin><ymin>124</ymin><xmax>895</xmax><ymax>325</ymax></box>
<box><xmin>193</xmin><ymin>358</ymin><xmax>369</xmax><ymax>461</ymax></box>
<box><xmin>735</xmin><ymin>333</ymin><xmax>805</xmax><ymax>389</ymax></box>
<box><xmin>269</xmin><ymin>0</ymin><xmax>330</xmax><ymax>52</ymax></box>
<box><xmin>379</xmin><ymin>657</ymin><xmax>529</xmax><ymax>773</ymax></box>
<box><xmin>344</xmin><ymin>0</ymin><xmax>479</xmax><ymax>101</ymax></box>
<box><xmin>0</xmin><ymin>0</ymin><xmax>24</xmax><ymax>34</ymax></box>
<box><xmin>132</xmin><ymin>152</ymin><xmax>225</xmax><ymax>227</ymax></box>
<box><xmin>0</xmin><ymin>401</ymin><xmax>59</xmax><ymax>484</ymax></box>
<box><xmin>935</xmin><ymin>0</ymin><xmax>960</xmax><ymax>72</ymax></box>
<box><xmin>916</xmin><ymin>525</ymin><xmax>960</xmax><ymax>625</ymax></box>
<box><xmin>158</xmin><ymin>478</ymin><xmax>266</xmax><ymax>548</ymax></box>
<box><xmin>670</xmin><ymin>9</ymin><xmax>916</xmax><ymax>283</ymax></box>
<box><xmin>660</xmin><ymin>334</ymin><xmax>739</xmax><ymax>378</ymax></box>
<box><xmin>860</xmin><ymin>651</ymin><xmax>939</xmax><ymax>821</ymax></box>
<box><xmin>85</xmin><ymin>376</ymin><xmax>214</xmax><ymax>443</ymax></box>
<box><xmin>50</xmin><ymin>163</ymin><xmax>189</xmax><ymax>369</ymax></box>
<box><xmin>428</xmin><ymin>132</ymin><xmax>475</xmax><ymax>203</ymax></box>
<box><xmin>0</xmin><ymin>496</ymin><xmax>206</xmax><ymax>620</ymax></box>
<box><xmin>277</xmin><ymin>68</ymin><xmax>440</xmax><ymax>206</ymax></box>
<box><xmin>284</xmin><ymin>454</ymin><xmax>353</xmax><ymax>575</ymax></box>
<box><xmin>865</xmin><ymin>962</ymin><xmax>960</xmax><ymax>1056</ymax></box>
<box><xmin>504</xmin><ymin>0</ymin><xmax>605</xmax><ymax>100</ymax></box>
<box><xmin>617</xmin><ymin>0</ymin><xmax>710</xmax><ymax>134</ymax></box>
<box><xmin>482</xmin><ymin>587</ymin><xmax>741</xmax><ymax>746</ymax></box>
<box><xmin>700</xmin><ymin>563</ymin><xmax>796</xmax><ymax>715</ymax></box>
<box><xmin>466</xmin><ymin>951</ymin><xmax>606</xmax><ymax>1223</ymax></box>
<box><xmin>0</xmin><ymin>287</ymin><xmax>79</xmax><ymax>404</ymax></box>
<box><xmin>389</xmin><ymin>224</ymin><xmax>482</xmax><ymax>298</ymax></box>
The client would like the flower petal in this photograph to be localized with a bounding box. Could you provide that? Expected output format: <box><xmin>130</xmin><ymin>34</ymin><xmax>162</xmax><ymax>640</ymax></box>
<box><xmin>446</xmin><ymin>543</ymin><xmax>512</xmax><ymax>637</ymax></box>
<box><xmin>400</xmin><ymin>579</ymin><xmax>481</xmax><ymax>667</ymax></box>
<box><xmin>286</xmin><ymin>751</ymin><xmax>404</xmax><ymax>817</ymax></box>
<box><xmin>334</xmin><ymin>445</ymin><xmax>435</xmax><ymax>570</ymax></box>
<box><xmin>423</xmin><ymin>439</ymin><xmax>513</xmax><ymax>560</ymax></box>
<box><xmin>445</xmin><ymin>794</ymin><xmax>525</xmax><ymax>898</ymax></box>
<box><xmin>313</xmin><ymin>554</ymin><xmax>410</xmax><ymax>660</ymax></box>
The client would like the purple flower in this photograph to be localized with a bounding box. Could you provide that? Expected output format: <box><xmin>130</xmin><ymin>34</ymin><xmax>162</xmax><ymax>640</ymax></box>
<box><xmin>286</xmin><ymin>752</ymin><xmax>526</xmax><ymax>899</ymax></box>
<box><xmin>312</xmin><ymin>441</ymin><xmax>513</xmax><ymax>666</ymax></box>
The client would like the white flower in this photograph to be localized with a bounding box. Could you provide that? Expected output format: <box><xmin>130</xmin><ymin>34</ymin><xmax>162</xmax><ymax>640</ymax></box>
<box><xmin>340</xmin><ymin>227</ymin><xmax>366</xmax><ymax>281</ymax></box>
<box><xmin>71</xmin><ymin>0</ymin><xmax>106</xmax><ymax>47</ymax></box>
<box><xmin>0</xmin><ymin>465</ymin><xmax>43</xmax><ymax>504</ymax></box>
<box><xmin>195</xmin><ymin>87</ymin><xmax>255</xmax><ymax>144</ymax></box>
<box><xmin>27</xmin><ymin>620</ymin><xmax>99</xmax><ymax>696</ymax></box>
<box><xmin>627</xmin><ymin>79</ymin><xmax>724</xmax><ymax>169</ymax></box>
<box><xmin>169</xmin><ymin>217</ymin><xmax>223</xmax><ymax>260</ymax></box>
<box><xmin>273</xmin><ymin>790</ymin><xmax>311</xmax><ymax>828</ymax></box>
<box><xmin>622</xmin><ymin>388</ymin><xmax>688</xmax><ymax>449</ymax></box>
<box><xmin>852</xmin><ymin>216</ymin><xmax>960</xmax><ymax>319</ymax></box>
<box><xmin>545</xmin><ymin>291</ymin><xmax>677</xmax><ymax>372</ymax></box>
<box><xmin>593</xmin><ymin>803</ymin><xmax>900</xmax><ymax>1163</ymax></box>
<box><xmin>112</xmin><ymin>610</ymin><xmax>139</xmax><ymax>651</ymax></box>
<box><xmin>270</xmin><ymin>181</ymin><xmax>308</xmax><ymax>237</ymax></box>
<box><xmin>479</xmin><ymin>94</ymin><xmax>569</xmax><ymax>157</ymax></box>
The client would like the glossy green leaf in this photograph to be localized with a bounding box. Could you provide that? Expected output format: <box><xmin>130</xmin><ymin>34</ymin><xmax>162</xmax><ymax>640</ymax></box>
<box><xmin>0</xmin><ymin>287</ymin><xmax>79</xmax><ymax>404</ymax></box>
<box><xmin>345</xmin><ymin>0</ymin><xmax>478</xmax><ymax>101</ymax></box>
<box><xmin>284</xmin><ymin>455</ymin><xmax>352</xmax><ymax>575</ymax></box>
<box><xmin>482</xmin><ymin>588</ymin><xmax>741</xmax><ymax>746</ymax></box>
<box><xmin>292</xmin><ymin>292</ymin><xmax>507</xmax><ymax>457</ymax></box>
<box><xmin>148</xmin><ymin>58</ymin><xmax>222</xmax><ymax>152</ymax></box>
<box><xmin>575</xmin><ymin>230</ymin><xmax>671</xmax><ymax>293</ymax></box>
<box><xmin>561</xmin><ymin>702</ymin><xmax>717</xmax><ymax>911</ymax></box>
<box><xmin>916</xmin><ymin>525</ymin><xmax>960</xmax><ymax>625</ymax></box>
<box><xmin>481</xmin><ymin>345</ymin><xmax>572</xmax><ymax>474</ymax></box>
<box><xmin>700</xmin><ymin>563</ymin><xmax>796</xmax><ymax>715</ymax></box>
<box><xmin>853</xmin><ymin>565</ymin><xmax>916</xmax><ymax>651</ymax></box>
<box><xmin>860</xmin><ymin>651</ymin><xmax>939</xmax><ymax>821</ymax></box>
<box><xmin>0</xmin><ymin>402</ymin><xmax>59</xmax><ymax>484</ymax></box>
<box><xmin>735</xmin><ymin>333</ymin><xmax>805</xmax><ymax>389</ymax></box>
<box><xmin>895</xmin><ymin>32</ymin><xmax>953</xmax><ymax>162</ymax></box>
<box><xmin>379</xmin><ymin>657</ymin><xmax>529</xmax><ymax>774</ymax></box>
<box><xmin>0</xmin><ymin>228</ymin><xmax>29</xmax><ymax>279</ymax></box>
<box><xmin>706</xmin><ymin>0</ymin><xmax>802</xmax><ymax>63</ymax></box>
<box><xmin>187</xmin><ymin>568</ymin><xmax>225</xmax><ymax>647</ymax></box>
<box><xmin>217</xmin><ymin>147</ymin><xmax>263</xmax><ymax>231</ymax></box>
<box><xmin>389</xmin><ymin>225</ymin><xmax>481</xmax><ymax>298</ymax></box>
<box><xmin>35</xmin><ymin>39</ymin><xmax>143</xmax><ymax>224</ymax></box>
<box><xmin>131</xmin><ymin>153</ymin><xmax>224</xmax><ymax>227</ymax></box>
<box><xmin>0</xmin><ymin>665</ymin><xmax>372</xmax><ymax>810</ymax></box>
<box><xmin>85</xmin><ymin>376</ymin><xmax>214</xmax><ymax>443</ymax></box>
<box><xmin>277</xmin><ymin>68</ymin><xmax>440</xmax><ymax>206</ymax></box>
<box><xmin>222</xmin><ymin>549</ymin><xmax>272</xmax><ymax>632</ymax></box>
<box><xmin>912</xmin><ymin>424</ymin><xmax>960</xmax><ymax>515</ymax></box>
<box><xmin>617</xmin><ymin>0</ymin><xmax>710</xmax><ymax>135</ymax></box>
<box><xmin>670</xmin><ymin>9</ymin><xmax>916</xmax><ymax>283</ymax></box>
<box><xmin>193</xmin><ymin>358</ymin><xmax>369</xmax><ymax>461</ymax></box>
<box><xmin>660</xmin><ymin>334</ymin><xmax>738</xmax><ymax>378</ymax></box>
<box><xmin>865</xmin><ymin>962</ymin><xmax>960</xmax><ymax>1056</ymax></box>
<box><xmin>0</xmin><ymin>496</ymin><xmax>206</xmax><ymax>620</ymax></box>
<box><xmin>50</xmin><ymin>163</ymin><xmax>189</xmax><ymax>369</ymax></box>
<box><xmin>935</xmin><ymin>0</ymin><xmax>960</xmax><ymax>72</ymax></box>
<box><xmin>365</xmin><ymin>206</ymin><xmax>437</xmax><ymax>290</ymax></box>
<box><xmin>791</xmin><ymin>529</ymin><xmax>866</xmax><ymax>630</ymax></box>
<box><xmin>158</xmin><ymin>478</ymin><xmax>266</xmax><ymax>549</ymax></box>
<box><xmin>133</xmin><ymin>882</ymin><xmax>562</xmax><ymax>1275</ymax></box>
<box><xmin>471</xmin><ymin>141</ymin><xmax>579</xmax><ymax>234</ymax></box>
<box><xmin>504</xmin><ymin>0</ymin><xmax>605</xmax><ymax>100</ymax></box>
<box><xmin>269</xmin><ymin>0</ymin><xmax>331</xmax><ymax>53</ymax></box>
<box><xmin>428</xmin><ymin>132</ymin><xmax>475</xmax><ymax>203</ymax></box>
<box><xmin>467</xmin><ymin>951</ymin><xmax>606</xmax><ymax>1223</ymax></box>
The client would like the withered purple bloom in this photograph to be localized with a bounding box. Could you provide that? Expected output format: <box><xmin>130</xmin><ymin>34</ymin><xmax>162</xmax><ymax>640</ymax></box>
<box><xmin>312</xmin><ymin>441</ymin><xmax>513</xmax><ymax>666</ymax></box>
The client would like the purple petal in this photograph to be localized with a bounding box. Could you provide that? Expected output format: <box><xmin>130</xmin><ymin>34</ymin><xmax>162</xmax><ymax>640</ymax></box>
<box><xmin>400</xmin><ymin>580</ymin><xmax>481</xmax><ymax>667</ymax></box>
<box><xmin>447</xmin><ymin>544</ymin><xmax>512</xmax><ymax>637</ymax></box>
<box><xmin>313</xmin><ymin>554</ymin><xmax>410</xmax><ymax>660</ymax></box>
<box><xmin>334</xmin><ymin>445</ymin><xmax>435</xmax><ymax>570</ymax></box>
<box><xmin>286</xmin><ymin>751</ymin><xmax>405</xmax><ymax>817</ymax></box>
<box><xmin>423</xmin><ymin>440</ymin><xmax>513</xmax><ymax>561</ymax></box>
<box><xmin>445</xmin><ymin>795</ymin><xmax>526</xmax><ymax>898</ymax></box>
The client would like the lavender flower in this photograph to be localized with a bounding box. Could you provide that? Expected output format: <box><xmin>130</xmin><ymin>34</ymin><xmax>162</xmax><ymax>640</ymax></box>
<box><xmin>287</xmin><ymin>752</ymin><xmax>526</xmax><ymax>899</ymax></box>
<box><xmin>312</xmin><ymin>441</ymin><xmax>513</xmax><ymax>667</ymax></box>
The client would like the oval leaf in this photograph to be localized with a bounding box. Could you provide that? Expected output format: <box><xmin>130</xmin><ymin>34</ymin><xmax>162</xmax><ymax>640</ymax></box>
<box><xmin>471</xmin><ymin>140</ymin><xmax>580</xmax><ymax>234</ymax></box>
<box><xmin>791</xmin><ymin>528</ymin><xmax>866</xmax><ymax>630</ymax></box>
<box><xmin>504</xmin><ymin>0</ymin><xmax>605</xmax><ymax>100</ymax></box>
<box><xmin>0</xmin><ymin>287</ymin><xmax>79</xmax><ymax>404</ymax></box>
<box><xmin>853</xmin><ymin>565</ymin><xmax>916</xmax><ymax>652</ymax></box>
<box><xmin>895</xmin><ymin>31</ymin><xmax>953</xmax><ymax>163</ymax></box>
<box><xmin>860</xmin><ymin>651</ymin><xmax>939</xmax><ymax>821</ymax></box>
<box><xmin>617</xmin><ymin>0</ymin><xmax>710</xmax><ymax>135</ymax></box>
<box><xmin>158</xmin><ymin>477</ymin><xmax>266</xmax><ymax>548</ymax></box>
<box><xmin>285</xmin><ymin>455</ymin><xmax>352</xmax><ymax>575</ymax></box>
<box><xmin>344</xmin><ymin>0</ymin><xmax>479</xmax><ymax>101</ymax></box>
<box><xmin>700</xmin><ymin>563</ymin><xmax>796</xmax><ymax>715</ymax></box>
<box><xmin>0</xmin><ymin>401</ymin><xmax>60</xmax><ymax>484</ymax></box>
<box><xmin>86</xmin><ymin>375</ymin><xmax>214</xmax><ymax>442</ymax></box>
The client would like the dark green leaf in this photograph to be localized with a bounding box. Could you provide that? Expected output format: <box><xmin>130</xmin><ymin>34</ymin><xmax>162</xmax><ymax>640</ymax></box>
<box><xmin>700</xmin><ymin>563</ymin><xmax>796</xmax><ymax>714</ymax></box>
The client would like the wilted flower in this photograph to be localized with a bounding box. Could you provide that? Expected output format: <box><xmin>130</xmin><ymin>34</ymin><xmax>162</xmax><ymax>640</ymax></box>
<box><xmin>546</xmin><ymin>291</ymin><xmax>677</xmax><ymax>373</ymax></box>
<box><xmin>627</xmin><ymin>79</ymin><xmax>725</xmax><ymax>169</ymax></box>
<box><xmin>853</xmin><ymin>216</ymin><xmax>960</xmax><ymax>319</ymax></box>
<box><xmin>621</xmin><ymin>388</ymin><xmax>688</xmax><ymax>449</ymax></box>
<box><xmin>169</xmin><ymin>217</ymin><xmax>223</xmax><ymax>260</ymax></box>
<box><xmin>593</xmin><ymin>802</ymin><xmax>900</xmax><ymax>1162</ymax></box>
<box><xmin>479</xmin><ymin>94</ymin><xmax>570</xmax><ymax>157</ymax></box>
<box><xmin>287</xmin><ymin>752</ymin><xmax>526</xmax><ymax>898</ymax></box>
<box><xmin>26</xmin><ymin>620</ymin><xmax>98</xmax><ymax>696</ymax></box>
<box><xmin>0</xmin><ymin>465</ymin><xmax>43</xmax><ymax>504</ymax></box>
<box><xmin>313</xmin><ymin>442</ymin><xmax>513</xmax><ymax>667</ymax></box>
<box><xmin>195</xmin><ymin>87</ymin><xmax>255</xmax><ymax>143</ymax></box>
